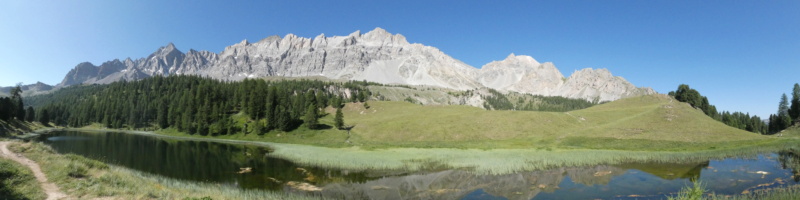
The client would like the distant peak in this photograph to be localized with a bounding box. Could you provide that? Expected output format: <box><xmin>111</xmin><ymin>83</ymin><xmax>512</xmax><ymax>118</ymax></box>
<box><xmin>348</xmin><ymin>30</ymin><xmax>361</xmax><ymax>37</ymax></box>
<box><xmin>368</xmin><ymin>27</ymin><xmax>388</xmax><ymax>34</ymax></box>
<box><xmin>364</xmin><ymin>27</ymin><xmax>391</xmax><ymax>38</ymax></box>
<box><xmin>154</xmin><ymin>42</ymin><xmax>183</xmax><ymax>56</ymax></box>
<box><xmin>361</xmin><ymin>27</ymin><xmax>409</xmax><ymax>45</ymax></box>
<box><xmin>157</xmin><ymin>43</ymin><xmax>177</xmax><ymax>52</ymax></box>
<box><xmin>501</xmin><ymin>53</ymin><xmax>539</xmax><ymax>65</ymax></box>
<box><xmin>76</xmin><ymin>62</ymin><xmax>96</xmax><ymax>68</ymax></box>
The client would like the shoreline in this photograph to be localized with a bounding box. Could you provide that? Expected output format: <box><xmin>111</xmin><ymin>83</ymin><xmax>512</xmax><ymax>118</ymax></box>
<box><xmin>27</xmin><ymin>128</ymin><xmax>800</xmax><ymax>175</ymax></box>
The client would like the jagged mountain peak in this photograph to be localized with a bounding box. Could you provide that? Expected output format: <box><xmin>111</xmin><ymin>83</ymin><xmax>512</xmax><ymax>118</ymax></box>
<box><xmin>159</xmin><ymin>42</ymin><xmax>177</xmax><ymax>51</ymax></box>
<box><xmin>152</xmin><ymin>43</ymin><xmax>183</xmax><ymax>57</ymax></box>
<box><xmin>348</xmin><ymin>30</ymin><xmax>361</xmax><ymax>37</ymax></box>
<box><xmin>363</xmin><ymin>27</ymin><xmax>390</xmax><ymax>38</ymax></box>
<box><xmin>75</xmin><ymin>62</ymin><xmax>96</xmax><ymax>68</ymax></box>
<box><xmin>505</xmin><ymin>53</ymin><xmax>540</xmax><ymax>65</ymax></box>
<box><xmin>361</xmin><ymin>27</ymin><xmax>409</xmax><ymax>46</ymax></box>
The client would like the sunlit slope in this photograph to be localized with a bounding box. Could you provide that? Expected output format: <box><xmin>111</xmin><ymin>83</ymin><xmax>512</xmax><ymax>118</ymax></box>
<box><xmin>338</xmin><ymin>102</ymin><xmax>581</xmax><ymax>148</ymax></box>
<box><xmin>568</xmin><ymin>94</ymin><xmax>761</xmax><ymax>142</ymax></box>
<box><xmin>337</xmin><ymin>94</ymin><xmax>766</xmax><ymax>149</ymax></box>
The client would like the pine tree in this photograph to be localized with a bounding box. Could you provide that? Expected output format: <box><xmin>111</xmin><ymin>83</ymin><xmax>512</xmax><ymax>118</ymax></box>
<box><xmin>10</xmin><ymin>85</ymin><xmax>24</xmax><ymax>120</ymax></box>
<box><xmin>316</xmin><ymin>91</ymin><xmax>328</xmax><ymax>109</ymax></box>
<box><xmin>24</xmin><ymin>106</ymin><xmax>35</xmax><ymax>122</ymax></box>
<box><xmin>358</xmin><ymin>90</ymin><xmax>367</xmax><ymax>102</ymax></box>
<box><xmin>157</xmin><ymin>102</ymin><xmax>169</xmax><ymax>129</ymax></box>
<box><xmin>38</xmin><ymin>109</ymin><xmax>49</xmax><ymax>125</ymax></box>
<box><xmin>304</xmin><ymin>104</ymin><xmax>318</xmax><ymax>129</ymax></box>
<box><xmin>331</xmin><ymin>96</ymin><xmax>342</xmax><ymax>109</ymax></box>
<box><xmin>334</xmin><ymin>107</ymin><xmax>344</xmax><ymax>129</ymax></box>
<box><xmin>776</xmin><ymin>93</ymin><xmax>792</xmax><ymax>131</ymax></box>
<box><xmin>779</xmin><ymin>93</ymin><xmax>790</xmax><ymax>118</ymax></box>
<box><xmin>306</xmin><ymin>90</ymin><xmax>317</xmax><ymax>110</ymax></box>
<box><xmin>277</xmin><ymin>106</ymin><xmax>292</xmax><ymax>132</ymax></box>
<box><xmin>265</xmin><ymin>86</ymin><xmax>277</xmax><ymax>131</ymax></box>
<box><xmin>292</xmin><ymin>93</ymin><xmax>306</xmax><ymax>119</ymax></box>
<box><xmin>789</xmin><ymin>83</ymin><xmax>800</xmax><ymax>121</ymax></box>
<box><xmin>0</xmin><ymin>97</ymin><xmax>9</xmax><ymax>121</ymax></box>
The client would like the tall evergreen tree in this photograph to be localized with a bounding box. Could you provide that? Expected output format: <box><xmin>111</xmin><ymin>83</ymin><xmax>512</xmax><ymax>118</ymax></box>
<box><xmin>306</xmin><ymin>90</ymin><xmax>317</xmax><ymax>110</ymax></box>
<box><xmin>331</xmin><ymin>96</ymin><xmax>342</xmax><ymax>109</ymax></box>
<box><xmin>0</xmin><ymin>97</ymin><xmax>10</xmax><ymax>121</ymax></box>
<box><xmin>38</xmin><ymin>109</ymin><xmax>49</xmax><ymax>125</ymax></box>
<box><xmin>292</xmin><ymin>93</ymin><xmax>306</xmax><ymax>119</ymax></box>
<box><xmin>776</xmin><ymin>93</ymin><xmax>793</xmax><ymax>131</ymax></box>
<box><xmin>304</xmin><ymin>104</ymin><xmax>318</xmax><ymax>129</ymax></box>
<box><xmin>789</xmin><ymin>83</ymin><xmax>800</xmax><ymax>121</ymax></box>
<box><xmin>10</xmin><ymin>85</ymin><xmax>24</xmax><ymax>120</ymax></box>
<box><xmin>24</xmin><ymin>106</ymin><xmax>35</xmax><ymax>122</ymax></box>
<box><xmin>334</xmin><ymin>107</ymin><xmax>344</xmax><ymax>129</ymax></box>
<box><xmin>276</xmin><ymin>105</ymin><xmax>292</xmax><ymax>132</ymax></box>
<box><xmin>265</xmin><ymin>86</ymin><xmax>277</xmax><ymax>131</ymax></box>
<box><xmin>779</xmin><ymin>93</ymin><xmax>790</xmax><ymax>118</ymax></box>
<box><xmin>316</xmin><ymin>91</ymin><xmax>328</xmax><ymax>109</ymax></box>
<box><xmin>157</xmin><ymin>101</ymin><xmax>169</xmax><ymax>129</ymax></box>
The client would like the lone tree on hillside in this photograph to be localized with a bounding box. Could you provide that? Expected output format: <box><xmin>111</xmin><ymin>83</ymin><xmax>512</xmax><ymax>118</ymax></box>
<box><xmin>334</xmin><ymin>107</ymin><xmax>344</xmax><ymax>129</ymax></box>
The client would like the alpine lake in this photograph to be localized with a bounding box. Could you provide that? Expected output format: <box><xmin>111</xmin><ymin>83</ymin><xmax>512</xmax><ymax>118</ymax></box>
<box><xmin>37</xmin><ymin>131</ymin><xmax>800</xmax><ymax>200</ymax></box>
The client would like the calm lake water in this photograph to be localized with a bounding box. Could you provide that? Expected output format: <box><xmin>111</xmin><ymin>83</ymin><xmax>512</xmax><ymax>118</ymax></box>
<box><xmin>40</xmin><ymin>131</ymin><xmax>800</xmax><ymax>199</ymax></box>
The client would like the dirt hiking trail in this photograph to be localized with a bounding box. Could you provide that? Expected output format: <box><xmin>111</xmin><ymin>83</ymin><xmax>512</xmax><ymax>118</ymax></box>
<box><xmin>0</xmin><ymin>141</ymin><xmax>68</xmax><ymax>200</ymax></box>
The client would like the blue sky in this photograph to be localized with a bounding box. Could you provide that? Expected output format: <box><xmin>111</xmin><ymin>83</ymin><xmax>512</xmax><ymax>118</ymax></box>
<box><xmin>1</xmin><ymin>0</ymin><xmax>798</xmax><ymax>118</ymax></box>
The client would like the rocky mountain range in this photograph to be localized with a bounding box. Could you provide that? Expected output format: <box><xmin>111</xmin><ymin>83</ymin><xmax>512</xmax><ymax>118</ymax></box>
<box><xmin>57</xmin><ymin>27</ymin><xmax>653</xmax><ymax>102</ymax></box>
<box><xmin>0</xmin><ymin>82</ymin><xmax>54</xmax><ymax>97</ymax></box>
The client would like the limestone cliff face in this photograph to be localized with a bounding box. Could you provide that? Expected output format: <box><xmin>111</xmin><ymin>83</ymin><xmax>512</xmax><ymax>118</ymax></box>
<box><xmin>57</xmin><ymin>28</ymin><xmax>654</xmax><ymax>101</ymax></box>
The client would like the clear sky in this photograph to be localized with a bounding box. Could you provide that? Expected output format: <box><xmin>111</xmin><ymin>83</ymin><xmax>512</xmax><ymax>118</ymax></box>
<box><xmin>1</xmin><ymin>0</ymin><xmax>798</xmax><ymax>118</ymax></box>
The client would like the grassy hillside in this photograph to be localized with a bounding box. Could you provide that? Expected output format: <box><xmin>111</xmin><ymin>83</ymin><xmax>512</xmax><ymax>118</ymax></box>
<box><xmin>333</xmin><ymin>94</ymin><xmax>769</xmax><ymax>150</ymax></box>
<box><xmin>0</xmin><ymin>119</ymin><xmax>49</xmax><ymax>137</ymax></box>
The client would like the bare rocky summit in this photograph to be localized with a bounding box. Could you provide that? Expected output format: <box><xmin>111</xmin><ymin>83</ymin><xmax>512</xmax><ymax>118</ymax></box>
<box><xmin>57</xmin><ymin>28</ymin><xmax>654</xmax><ymax>101</ymax></box>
